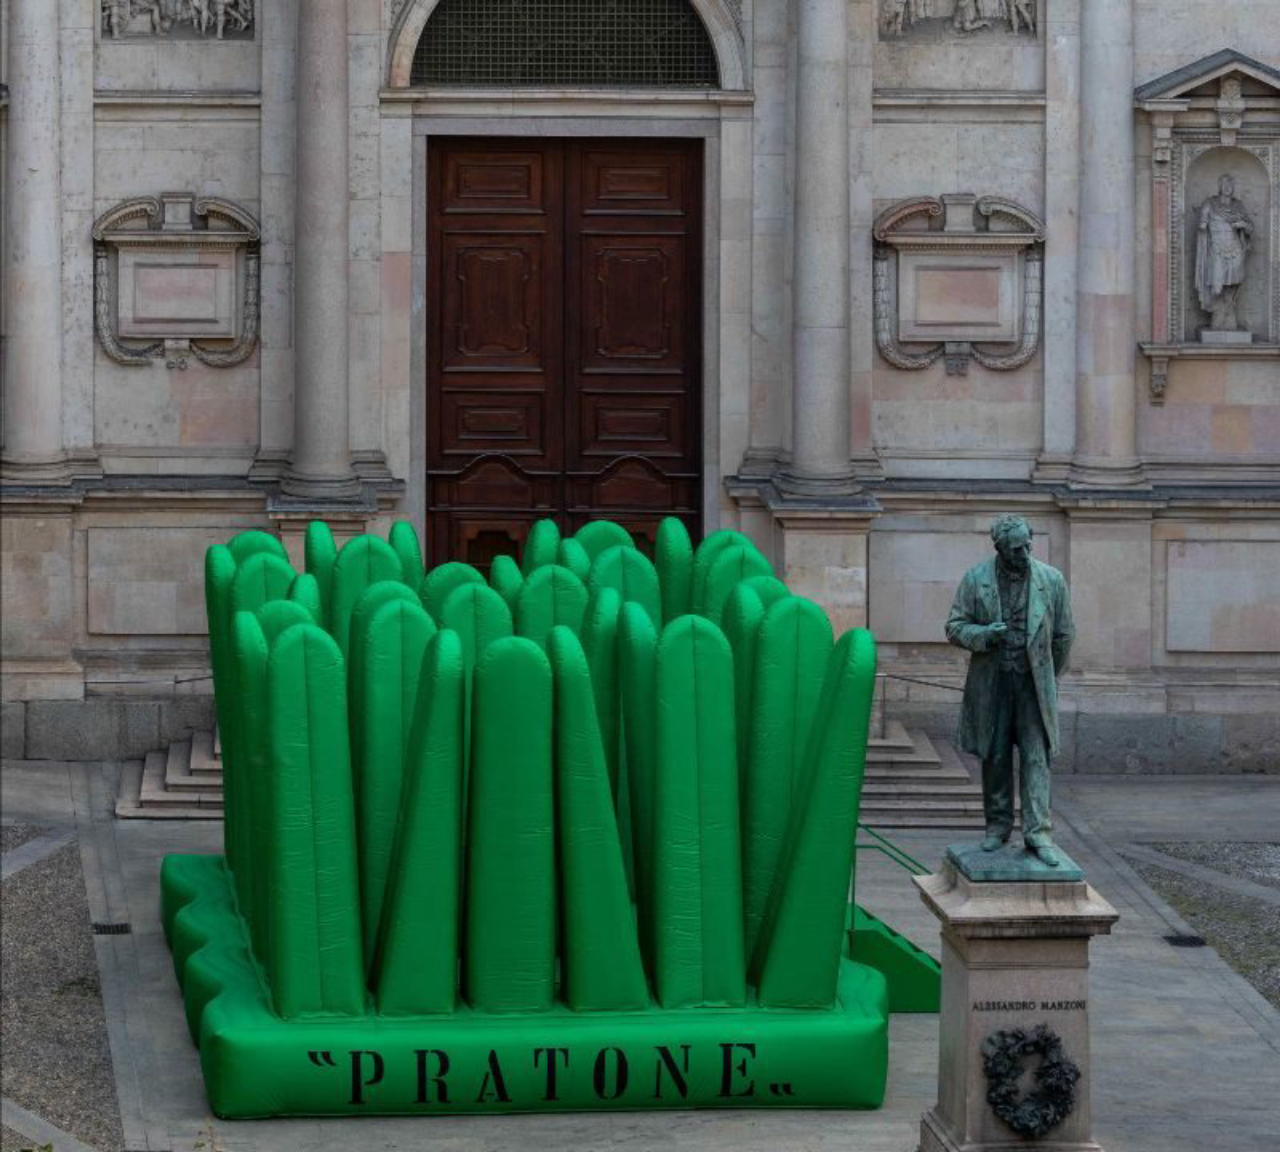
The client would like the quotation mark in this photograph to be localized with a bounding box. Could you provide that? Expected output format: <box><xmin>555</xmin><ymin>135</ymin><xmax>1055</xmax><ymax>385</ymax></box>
<box><xmin>308</xmin><ymin>1050</ymin><xmax>337</xmax><ymax>1068</ymax></box>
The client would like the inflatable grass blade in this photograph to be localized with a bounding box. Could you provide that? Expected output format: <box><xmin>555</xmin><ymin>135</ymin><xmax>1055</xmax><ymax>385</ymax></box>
<box><xmin>556</xmin><ymin>537</ymin><xmax>592</xmax><ymax>583</ymax></box>
<box><xmin>264</xmin><ymin>623</ymin><xmax>364</xmax><ymax>1018</ymax></box>
<box><xmin>353</xmin><ymin>598</ymin><xmax>437</xmax><ymax>969</ymax></box>
<box><xmin>229</xmin><ymin>611</ymin><xmax>273</xmax><ymax>960</ymax></box>
<box><xmin>574</xmin><ymin>519</ymin><xmax>634</xmax><ymax>560</ymax></box>
<box><xmin>653</xmin><ymin>616</ymin><xmax>746</xmax><ymax>1008</ymax></box>
<box><xmin>515</xmin><ymin>564</ymin><xmax>589</xmax><ymax>648</ymax></box>
<box><xmin>521</xmin><ymin>518</ymin><xmax>560</xmax><ymax>574</ymax></box>
<box><xmin>304</xmin><ymin>520</ymin><xmax>338</xmax><ymax>629</ymax></box>
<box><xmin>227</xmin><ymin>529</ymin><xmax>288</xmax><ymax>564</ymax></box>
<box><xmin>346</xmin><ymin>581</ymin><xmax>425</xmax><ymax>784</ymax></box>
<box><xmin>439</xmin><ymin>583</ymin><xmax>513</xmax><ymax>674</ymax></box>
<box><xmin>439</xmin><ymin>582</ymin><xmax>513</xmax><ymax>770</ymax></box>
<box><xmin>488</xmin><ymin>553</ymin><xmax>524</xmax><ymax>610</ymax></box>
<box><xmin>548</xmin><ymin>628</ymin><xmax>649</xmax><ymax>1011</ymax></box>
<box><xmin>389</xmin><ymin>521</ymin><xmax>425</xmax><ymax>595</ymax></box>
<box><xmin>589</xmin><ymin>545</ymin><xmax>662</xmax><ymax>629</ymax></box>
<box><xmin>655</xmin><ymin>517</ymin><xmax>693</xmax><ymax>623</ymax></box>
<box><xmin>229</xmin><ymin>551</ymin><xmax>296</xmax><ymax>619</ymax></box>
<box><xmin>719</xmin><ymin>584</ymin><xmax>766</xmax><ymax>778</ymax></box>
<box><xmin>702</xmin><ymin>545</ymin><xmax>774</xmax><ymax>627</ymax></box>
<box><xmin>373</xmin><ymin>630</ymin><xmax>466</xmax><ymax>1015</ymax></box>
<box><xmin>617</xmin><ymin>603</ymin><xmax>659</xmax><ymax>961</ymax></box>
<box><xmin>421</xmin><ymin>561</ymin><xmax>483</xmax><ymax>624</ymax></box>
<box><xmin>330</xmin><ymin>534</ymin><xmax>404</xmax><ymax>657</ymax></box>
<box><xmin>464</xmin><ymin>637</ymin><xmax>556</xmax><ymax>1012</ymax></box>
<box><xmin>691</xmin><ymin>529</ymin><xmax>759</xmax><ymax>614</ymax></box>
<box><xmin>741</xmin><ymin>597</ymin><xmax>833</xmax><ymax>962</ymax></box>
<box><xmin>255</xmin><ymin>600</ymin><xmax>314</xmax><ymax>642</ymax></box>
<box><xmin>753</xmin><ymin>629</ymin><xmax>876</xmax><ymax>1008</ymax></box>
<box><xmin>580</xmin><ymin>587</ymin><xmax>622</xmax><ymax>799</ymax></box>
<box><xmin>287</xmin><ymin>572</ymin><xmax>323</xmax><ymax>623</ymax></box>
<box><xmin>203</xmin><ymin>545</ymin><xmax>237</xmax><ymax>774</ymax></box>
<box><xmin>743</xmin><ymin>574</ymin><xmax>790</xmax><ymax>610</ymax></box>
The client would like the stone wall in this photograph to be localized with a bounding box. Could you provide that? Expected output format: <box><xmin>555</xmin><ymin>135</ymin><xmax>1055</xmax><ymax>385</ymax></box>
<box><xmin>0</xmin><ymin>0</ymin><xmax>1275</xmax><ymax>770</ymax></box>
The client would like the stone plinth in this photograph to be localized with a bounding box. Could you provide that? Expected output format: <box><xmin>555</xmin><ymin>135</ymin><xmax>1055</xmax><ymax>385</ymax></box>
<box><xmin>915</xmin><ymin>855</ymin><xmax>1118</xmax><ymax>1152</ymax></box>
<box><xmin>1199</xmin><ymin>330</ymin><xmax>1254</xmax><ymax>345</ymax></box>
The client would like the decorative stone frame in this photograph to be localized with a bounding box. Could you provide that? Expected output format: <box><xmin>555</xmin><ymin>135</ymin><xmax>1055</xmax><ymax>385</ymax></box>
<box><xmin>1136</xmin><ymin>51</ymin><xmax>1280</xmax><ymax>403</ymax></box>
<box><xmin>872</xmin><ymin>193</ymin><xmax>1045</xmax><ymax>377</ymax></box>
<box><xmin>386</xmin><ymin>0</ymin><xmax>748</xmax><ymax>91</ymax></box>
<box><xmin>92</xmin><ymin>193</ymin><xmax>261</xmax><ymax>371</ymax></box>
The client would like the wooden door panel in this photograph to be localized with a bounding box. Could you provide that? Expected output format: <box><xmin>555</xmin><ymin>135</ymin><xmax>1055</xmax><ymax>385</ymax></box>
<box><xmin>442</xmin><ymin>149</ymin><xmax>550</xmax><ymax>214</ymax></box>
<box><xmin>428</xmin><ymin>137</ymin><xmax>700</xmax><ymax>568</ymax></box>
<box><xmin>441</xmin><ymin>236</ymin><xmax>543</xmax><ymax>369</ymax></box>
<box><xmin>581</xmin><ymin>235</ymin><xmax>685</xmax><ymax>372</ymax></box>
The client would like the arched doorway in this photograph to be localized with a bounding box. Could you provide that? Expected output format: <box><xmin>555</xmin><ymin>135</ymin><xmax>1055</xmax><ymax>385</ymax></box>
<box><xmin>395</xmin><ymin>0</ymin><xmax>739</xmax><ymax>566</ymax></box>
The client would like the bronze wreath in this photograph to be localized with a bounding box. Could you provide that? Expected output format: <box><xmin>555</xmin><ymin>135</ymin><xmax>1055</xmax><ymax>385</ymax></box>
<box><xmin>981</xmin><ymin>1024</ymin><xmax>1080</xmax><ymax>1138</ymax></box>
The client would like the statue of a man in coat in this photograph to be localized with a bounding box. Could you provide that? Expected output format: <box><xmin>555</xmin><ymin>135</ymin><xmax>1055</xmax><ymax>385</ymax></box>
<box><xmin>946</xmin><ymin>515</ymin><xmax>1074</xmax><ymax>866</ymax></box>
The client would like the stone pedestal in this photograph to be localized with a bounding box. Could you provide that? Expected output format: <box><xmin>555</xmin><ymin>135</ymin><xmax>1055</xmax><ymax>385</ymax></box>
<box><xmin>1200</xmin><ymin>330</ymin><xmax>1254</xmax><ymax>345</ymax></box>
<box><xmin>915</xmin><ymin>850</ymin><xmax>1118</xmax><ymax>1152</ymax></box>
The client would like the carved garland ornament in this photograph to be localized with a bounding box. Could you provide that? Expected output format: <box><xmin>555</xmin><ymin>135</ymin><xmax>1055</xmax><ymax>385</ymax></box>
<box><xmin>92</xmin><ymin>194</ymin><xmax>261</xmax><ymax>370</ymax></box>
<box><xmin>981</xmin><ymin>1024</ymin><xmax>1080</xmax><ymax>1138</ymax></box>
<box><xmin>873</xmin><ymin>193</ymin><xmax>1045</xmax><ymax>376</ymax></box>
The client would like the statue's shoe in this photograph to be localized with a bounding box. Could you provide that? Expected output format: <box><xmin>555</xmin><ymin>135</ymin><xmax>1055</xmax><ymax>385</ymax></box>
<box><xmin>980</xmin><ymin>831</ymin><xmax>1009</xmax><ymax>852</ymax></box>
<box><xmin>1031</xmin><ymin>843</ymin><xmax>1061</xmax><ymax>867</ymax></box>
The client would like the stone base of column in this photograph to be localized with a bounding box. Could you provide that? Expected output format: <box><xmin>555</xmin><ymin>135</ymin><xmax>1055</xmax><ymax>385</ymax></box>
<box><xmin>1065</xmin><ymin>455</ymin><xmax>1149</xmax><ymax>489</ymax></box>
<box><xmin>279</xmin><ymin>465</ymin><xmax>363</xmax><ymax>502</ymax></box>
<box><xmin>914</xmin><ymin>849</ymin><xmax>1118</xmax><ymax>1152</ymax></box>
<box><xmin>774</xmin><ymin>465</ymin><xmax>861</xmax><ymax>498</ymax></box>
<box><xmin>0</xmin><ymin>450</ymin><xmax>100</xmax><ymax>486</ymax></box>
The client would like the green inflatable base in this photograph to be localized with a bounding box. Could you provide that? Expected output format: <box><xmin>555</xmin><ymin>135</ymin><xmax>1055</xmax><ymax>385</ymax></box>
<box><xmin>848</xmin><ymin>906</ymin><xmax>941</xmax><ymax>1014</ymax></box>
<box><xmin>163</xmin><ymin>855</ymin><xmax>890</xmax><ymax>1118</ymax></box>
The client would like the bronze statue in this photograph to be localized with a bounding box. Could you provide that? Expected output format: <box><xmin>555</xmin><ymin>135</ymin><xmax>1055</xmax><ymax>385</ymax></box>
<box><xmin>946</xmin><ymin>515</ymin><xmax>1074</xmax><ymax>867</ymax></box>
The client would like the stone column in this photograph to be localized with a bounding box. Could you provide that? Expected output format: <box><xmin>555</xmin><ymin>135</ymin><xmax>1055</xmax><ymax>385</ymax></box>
<box><xmin>1</xmin><ymin>0</ymin><xmax>69</xmax><ymax>483</ymax></box>
<box><xmin>1071</xmin><ymin>0</ymin><xmax>1144</xmax><ymax>487</ymax></box>
<box><xmin>779</xmin><ymin>0</ymin><xmax>857</xmax><ymax>496</ymax></box>
<box><xmin>281</xmin><ymin>0</ymin><xmax>361</xmax><ymax>500</ymax></box>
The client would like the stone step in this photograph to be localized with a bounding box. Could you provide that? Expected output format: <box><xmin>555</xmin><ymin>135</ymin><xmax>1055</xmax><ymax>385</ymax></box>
<box><xmin>862</xmin><ymin>778</ymin><xmax>981</xmax><ymax>795</ymax></box>
<box><xmin>190</xmin><ymin>727</ymin><xmax>221</xmax><ymax>776</ymax></box>
<box><xmin>865</xmin><ymin>718</ymin><xmax>915</xmax><ymax>752</ymax></box>
<box><xmin>861</xmin><ymin>797</ymin><xmax>986</xmax><ymax>814</ymax></box>
<box><xmin>860</xmin><ymin>813</ymin><xmax>985</xmax><ymax>829</ymax></box>
<box><xmin>864</xmin><ymin>729</ymin><xmax>947</xmax><ymax>768</ymax></box>
<box><xmin>164</xmin><ymin>738</ymin><xmax>224</xmax><ymax>793</ymax></box>
<box><xmin>124</xmin><ymin>751</ymin><xmax>224</xmax><ymax>817</ymax></box>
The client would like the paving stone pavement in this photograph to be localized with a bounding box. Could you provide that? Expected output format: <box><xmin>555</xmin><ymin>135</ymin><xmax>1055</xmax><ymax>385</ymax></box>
<box><xmin>1</xmin><ymin>761</ymin><xmax>1278</xmax><ymax>1152</ymax></box>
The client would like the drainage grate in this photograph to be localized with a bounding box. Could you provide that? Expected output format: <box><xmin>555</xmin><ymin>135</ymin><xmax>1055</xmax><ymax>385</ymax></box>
<box><xmin>92</xmin><ymin>921</ymin><xmax>132</xmax><ymax>935</ymax></box>
<box><xmin>1163</xmin><ymin>934</ymin><xmax>1207</xmax><ymax>948</ymax></box>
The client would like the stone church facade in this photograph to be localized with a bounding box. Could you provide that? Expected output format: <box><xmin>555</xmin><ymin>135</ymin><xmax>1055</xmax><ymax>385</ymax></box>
<box><xmin>1</xmin><ymin>0</ymin><xmax>1277</xmax><ymax>769</ymax></box>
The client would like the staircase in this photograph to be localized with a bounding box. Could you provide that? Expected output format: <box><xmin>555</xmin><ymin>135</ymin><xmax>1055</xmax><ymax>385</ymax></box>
<box><xmin>860</xmin><ymin>720</ymin><xmax>985</xmax><ymax>830</ymax></box>
<box><xmin>117</xmin><ymin>720</ymin><xmax>984</xmax><ymax>828</ymax></box>
<box><xmin>116</xmin><ymin>727</ymin><xmax>223</xmax><ymax>820</ymax></box>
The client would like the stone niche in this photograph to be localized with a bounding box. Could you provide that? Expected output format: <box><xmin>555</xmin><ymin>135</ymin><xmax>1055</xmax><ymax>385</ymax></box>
<box><xmin>1137</xmin><ymin>51</ymin><xmax>1280</xmax><ymax>403</ymax></box>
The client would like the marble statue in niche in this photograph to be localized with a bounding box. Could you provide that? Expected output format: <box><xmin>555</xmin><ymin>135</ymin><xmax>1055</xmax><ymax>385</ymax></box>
<box><xmin>1195</xmin><ymin>174</ymin><xmax>1255</xmax><ymax>339</ymax></box>
<box><xmin>101</xmin><ymin>0</ymin><xmax>254</xmax><ymax>40</ymax></box>
<box><xmin>881</xmin><ymin>0</ymin><xmax>1036</xmax><ymax>38</ymax></box>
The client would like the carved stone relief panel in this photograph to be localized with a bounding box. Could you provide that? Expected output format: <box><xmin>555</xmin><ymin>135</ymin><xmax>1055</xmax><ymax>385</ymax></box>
<box><xmin>878</xmin><ymin>0</ymin><xmax>1036</xmax><ymax>41</ymax></box>
<box><xmin>92</xmin><ymin>193</ymin><xmax>260</xmax><ymax>370</ymax></box>
<box><xmin>873</xmin><ymin>193</ymin><xmax>1044</xmax><ymax>376</ymax></box>
<box><xmin>100</xmin><ymin>0</ymin><xmax>255</xmax><ymax>41</ymax></box>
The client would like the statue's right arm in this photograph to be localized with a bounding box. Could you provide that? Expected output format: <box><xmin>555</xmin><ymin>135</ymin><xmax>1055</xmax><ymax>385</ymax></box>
<box><xmin>945</xmin><ymin>573</ymin><xmax>989</xmax><ymax>652</ymax></box>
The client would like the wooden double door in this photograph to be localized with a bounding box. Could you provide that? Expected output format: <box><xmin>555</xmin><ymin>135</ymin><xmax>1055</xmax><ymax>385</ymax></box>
<box><xmin>427</xmin><ymin>137</ymin><xmax>703</xmax><ymax>568</ymax></box>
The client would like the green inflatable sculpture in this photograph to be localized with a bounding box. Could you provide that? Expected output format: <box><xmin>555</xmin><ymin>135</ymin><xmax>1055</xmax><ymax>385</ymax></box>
<box><xmin>163</xmin><ymin>517</ymin><xmax>936</xmax><ymax>1119</ymax></box>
